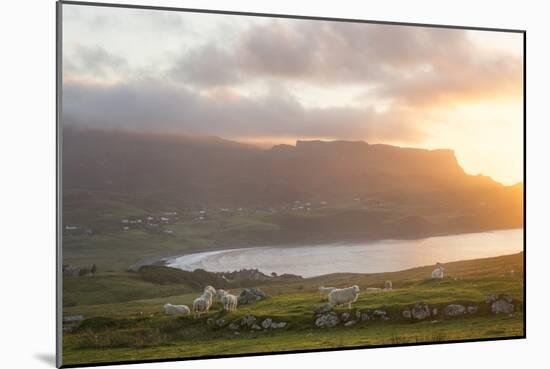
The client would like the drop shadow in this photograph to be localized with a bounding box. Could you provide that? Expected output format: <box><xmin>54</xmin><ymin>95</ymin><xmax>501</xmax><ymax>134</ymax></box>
<box><xmin>34</xmin><ymin>353</ymin><xmax>56</xmax><ymax>367</ymax></box>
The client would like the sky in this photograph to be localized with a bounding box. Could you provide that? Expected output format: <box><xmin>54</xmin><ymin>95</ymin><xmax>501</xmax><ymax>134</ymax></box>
<box><xmin>61</xmin><ymin>4</ymin><xmax>524</xmax><ymax>185</ymax></box>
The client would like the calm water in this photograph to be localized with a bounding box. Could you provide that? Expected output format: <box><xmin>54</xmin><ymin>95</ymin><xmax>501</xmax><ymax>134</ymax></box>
<box><xmin>166</xmin><ymin>229</ymin><xmax>523</xmax><ymax>278</ymax></box>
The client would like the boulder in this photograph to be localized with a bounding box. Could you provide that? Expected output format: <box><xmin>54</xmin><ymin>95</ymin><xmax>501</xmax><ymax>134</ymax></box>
<box><xmin>261</xmin><ymin>318</ymin><xmax>273</xmax><ymax>329</ymax></box>
<box><xmin>444</xmin><ymin>304</ymin><xmax>466</xmax><ymax>317</ymax></box>
<box><xmin>63</xmin><ymin>315</ymin><xmax>85</xmax><ymax>323</ymax></box>
<box><xmin>411</xmin><ymin>302</ymin><xmax>431</xmax><ymax>320</ymax></box>
<box><xmin>491</xmin><ymin>299</ymin><xmax>514</xmax><ymax>314</ymax></box>
<box><xmin>341</xmin><ymin>312</ymin><xmax>350</xmax><ymax>322</ymax></box>
<box><xmin>239</xmin><ymin>288</ymin><xmax>267</xmax><ymax>305</ymax></box>
<box><xmin>315</xmin><ymin>312</ymin><xmax>340</xmax><ymax>328</ymax></box>
<box><xmin>467</xmin><ymin>305</ymin><xmax>478</xmax><ymax>314</ymax></box>
<box><xmin>402</xmin><ymin>310</ymin><xmax>412</xmax><ymax>319</ymax></box>
<box><xmin>432</xmin><ymin>308</ymin><xmax>438</xmax><ymax>316</ymax></box>
<box><xmin>344</xmin><ymin>320</ymin><xmax>356</xmax><ymax>327</ymax></box>
<box><xmin>240</xmin><ymin>315</ymin><xmax>257</xmax><ymax>328</ymax></box>
<box><xmin>373</xmin><ymin>310</ymin><xmax>388</xmax><ymax>320</ymax></box>
<box><xmin>215</xmin><ymin>318</ymin><xmax>226</xmax><ymax>327</ymax></box>
<box><xmin>271</xmin><ymin>321</ymin><xmax>287</xmax><ymax>329</ymax></box>
<box><xmin>228</xmin><ymin>322</ymin><xmax>239</xmax><ymax>330</ymax></box>
<box><xmin>251</xmin><ymin>324</ymin><xmax>262</xmax><ymax>330</ymax></box>
<box><xmin>360</xmin><ymin>312</ymin><xmax>370</xmax><ymax>321</ymax></box>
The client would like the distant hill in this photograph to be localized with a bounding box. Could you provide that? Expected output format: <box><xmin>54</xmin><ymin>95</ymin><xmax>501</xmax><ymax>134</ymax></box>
<box><xmin>62</xmin><ymin>126</ymin><xmax>523</xmax><ymax>235</ymax></box>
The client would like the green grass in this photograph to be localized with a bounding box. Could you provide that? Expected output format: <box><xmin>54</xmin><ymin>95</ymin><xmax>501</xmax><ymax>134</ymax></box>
<box><xmin>61</xmin><ymin>253</ymin><xmax>524</xmax><ymax>366</ymax></box>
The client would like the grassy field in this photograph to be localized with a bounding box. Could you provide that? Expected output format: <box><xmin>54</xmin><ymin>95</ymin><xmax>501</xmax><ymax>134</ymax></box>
<box><xmin>62</xmin><ymin>252</ymin><xmax>524</xmax><ymax>366</ymax></box>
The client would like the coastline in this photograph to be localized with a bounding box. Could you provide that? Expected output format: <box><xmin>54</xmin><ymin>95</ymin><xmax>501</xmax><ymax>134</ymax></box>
<box><xmin>156</xmin><ymin>228</ymin><xmax>524</xmax><ymax>278</ymax></box>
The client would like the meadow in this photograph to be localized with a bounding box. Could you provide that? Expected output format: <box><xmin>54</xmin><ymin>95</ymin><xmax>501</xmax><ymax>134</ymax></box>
<box><xmin>62</xmin><ymin>252</ymin><xmax>524</xmax><ymax>366</ymax></box>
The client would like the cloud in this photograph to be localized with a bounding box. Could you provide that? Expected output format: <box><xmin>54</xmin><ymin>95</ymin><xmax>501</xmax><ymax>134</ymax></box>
<box><xmin>62</xmin><ymin>11</ymin><xmax>522</xmax><ymax>146</ymax></box>
<box><xmin>168</xmin><ymin>20</ymin><xmax>522</xmax><ymax>107</ymax></box>
<box><xmin>62</xmin><ymin>78</ymin><xmax>425</xmax><ymax>143</ymax></box>
<box><xmin>64</xmin><ymin>45</ymin><xmax>128</xmax><ymax>79</ymax></box>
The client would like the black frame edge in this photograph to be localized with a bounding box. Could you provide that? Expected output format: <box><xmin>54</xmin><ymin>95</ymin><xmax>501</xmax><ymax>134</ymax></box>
<box><xmin>58</xmin><ymin>0</ymin><xmax>526</xmax><ymax>33</ymax></box>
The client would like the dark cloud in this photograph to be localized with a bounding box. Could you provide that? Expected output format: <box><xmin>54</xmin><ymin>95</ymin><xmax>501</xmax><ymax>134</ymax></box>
<box><xmin>62</xmin><ymin>78</ymin><xmax>424</xmax><ymax>143</ymax></box>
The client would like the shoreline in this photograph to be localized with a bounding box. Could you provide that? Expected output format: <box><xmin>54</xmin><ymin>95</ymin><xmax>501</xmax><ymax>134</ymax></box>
<box><xmin>132</xmin><ymin>227</ymin><xmax>524</xmax><ymax>272</ymax></box>
<box><xmin>154</xmin><ymin>228</ymin><xmax>523</xmax><ymax>278</ymax></box>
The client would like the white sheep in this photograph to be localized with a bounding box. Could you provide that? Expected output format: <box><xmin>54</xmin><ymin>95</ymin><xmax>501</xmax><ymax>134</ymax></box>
<box><xmin>384</xmin><ymin>280</ymin><xmax>393</xmax><ymax>290</ymax></box>
<box><xmin>204</xmin><ymin>285</ymin><xmax>217</xmax><ymax>296</ymax></box>
<box><xmin>163</xmin><ymin>303</ymin><xmax>190</xmax><ymax>316</ymax></box>
<box><xmin>328</xmin><ymin>285</ymin><xmax>360</xmax><ymax>309</ymax></box>
<box><xmin>193</xmin><ymin>290</ymin><xmax>213</xmax><ymax>318</ymax></box>
<box><xmin>318</xmin><ymin>286</ymin><xmax>337</xmax><ymax>294</ymax></box>
<box><xmin>216</xmin><ymin>289</ymin><xmax>238</xmax><ymax>311</ymax></box>
<box><xmin>431</xmin><ymin>263</ymin><xmax>445</xmax><ymax>279</ymax></box>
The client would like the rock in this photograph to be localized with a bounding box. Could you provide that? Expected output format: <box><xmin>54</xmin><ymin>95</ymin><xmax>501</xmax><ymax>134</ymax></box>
<box><xmin>373</xmin><ymin>310</ymin><xmax>387</xmax><ymax>318</ymax></box>
<box><xmin>444</xmin><ymin>304</ymin><xmax>466</xmax><ymax>316</ymax></box>
<box><xmin>215</xmin><ymin>318</ymin><xmax>226</xmax><ymax>327</ymax></box>
<box><xmin>315</xmin><ymin>312</ymin><xmax>340</xmax><ymax>328</ymax></box>
<box><xmin>239</xmin><ymin>288</ymin><xmax>267</xmax><ymax>305</ymax></box>
<box><xmin>360</xmin><ymin>312</ymin><xmax>370</xmax><ymax>321</ymax></box>
<box><xmin>314</xmin><ymin>303</ymin><xmax>333</xmax><ymax>315</ymax></box>
<box><xmin>344</xmin><ymin>320</ymin><xmax>356</xmax><ymax>327</ymax></box>
<box><xmin>402</xmin><ymin>310</ymin><xmax>412</xmax><ymax>319</ymax></box>
<box><xmin>341</xmin><ymin>312</ymin><xmax>350</xmax><ymax>322</ymax></box>
<box><xmin>271</xmin><ymin>321</ymin><xmax>287</xmax><ymax>329</ymax></box>
<box><xmin>432</xmin><ymin>308</ymin><xmax>438</xmax><ymax>316</ymax></box>
<box><xmin>63</xmin><ymin>315</ymin><xmax>85</xmax><ymax>323</ymax></box>
<box><xmin>467</xmin><ymin>305</ymin><xmax>478</xmax><ymax>314</ymax></box>
<box><xmin>384</xmin><ymin>280</ymin><xmax>393</xmax><ymax>290</ymax></box>
<box><xmin>62</xmin><ymin>325</ymin><xmax>76</xmax><ymax>333</ymax></box>
<box><xmin>261</xmin><ymin>318</ymin><xmax>273</xmax><ymax>329</ymax></box>
<box><xmin>251</xmin><ymin>324</ymin><xmax>262</xmax><ymax>330</ymax></box>
<box><xmin>228</xmin><ymin>322</ymin><xmax>239</xmax><ymax>330</ymax></box>
<box><xmin>355</xmin><ymin>310</ymin><xmax>361</xmax><ymax>319</ymax></box>
<box><xmin>411</xmin><ymin>302</ymin><xmax>431</xmax><ymax>320</ymax></box>
<box><xmin>486</xmin><ymin>294</ymin><xmax>515</xmax><ymax>314</ymax></box>
<box><xmin>206</xmin><ymin>318</ymin><xmax>215</xmax><ymax>327</ymax></box>
<box><xmin>491</xmin><ymin>299</ymin><xmax>514</xmax><ymax>314</ymax></box>
<box><xmin>240</xmin><ymin>315</ymin><xmax>257</xmax><ymax>328</ymax></box>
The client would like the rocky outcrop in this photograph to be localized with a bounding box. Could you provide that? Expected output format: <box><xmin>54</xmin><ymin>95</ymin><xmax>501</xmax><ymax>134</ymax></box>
<box><xmin>315</xmin><ymin>312</ymin><xmax>340</xmax><ymax>328</ymax></box>
<box><xmin>239</xmin><ymin>288</ymin><xmax>268</xmax><ymax>305</ymax></box>
<box><xmin>240</xmin><ymin>315</ymin><xmax>257</xmax><ymax>328</ymax></box>
<box><xmin>486</xmin><ymin>294</ymin><xmax>515</xmax><ymax>314</ymax></box>
<box><xmin>261</xmin><ymin>318</ymin><xmax>273</xmax><ymax>329</ymax></box>
<box><xmin>411</xmin><ymin>302</ymin><xmax>431</xmax><ymax>320</ymax></box>
<box><xmin>444</xmin><ymin>304</ymin><xmax>466</xmax><ymax>317</ymax></box>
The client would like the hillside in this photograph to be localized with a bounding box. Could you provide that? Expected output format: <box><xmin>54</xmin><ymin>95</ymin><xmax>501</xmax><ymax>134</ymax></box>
<box><xmin>62</xmin><ymin>252</ymin><xmax>524</xmax><ymax>366</ymax></box>
<box><xmin>60</xmin><ymin>127</ymin><xmax>524</xmax><ymax>271</ymax></box>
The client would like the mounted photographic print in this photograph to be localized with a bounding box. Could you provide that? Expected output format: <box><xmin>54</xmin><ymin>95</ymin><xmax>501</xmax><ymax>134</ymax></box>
<box><xmin>57</xmin><ymin>1</ymin><xmax>525</xmax><ymax>367</ymax></box>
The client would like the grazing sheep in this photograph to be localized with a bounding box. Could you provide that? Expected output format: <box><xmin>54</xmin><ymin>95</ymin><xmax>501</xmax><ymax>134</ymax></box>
<box><xmin>163</xmin><ymin>303</ymin><xmax>190</xmax><ymax>316</ymax></box>
<box><xmin>384</xmin><ymin>280</ymin><xmax>393</xmax><ymax>290</ymax></box>
<box><xmin>204</xmin><ymin>285</ymin><xmax>217</xmax><ymax>296</ymax></box>
<box><xmin>318</xmin><ymin>286</ymin><xmax>337</xmax><ymax>294</ymax></box>
<box><xmin>217</xmin><ymin>289</ymin><xmax>238</xmax><ymax>311</ymax></box>
<box><xmin>328</xmin><ymin>285</ymin><xmax>360</xmax><ymax>309</ymax></box>
<box><xmin>193</xmin><ymin>290</ymin><xmax>214</xmax><ymax>318</ymax></box>
<box><xmin>431</xmin><ymin>263</ymin><xmax>445</xmax><ymax>279</ymax></box>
